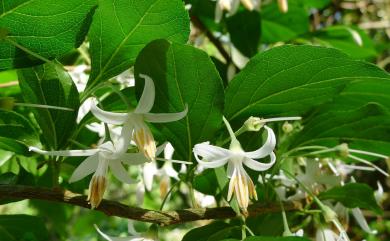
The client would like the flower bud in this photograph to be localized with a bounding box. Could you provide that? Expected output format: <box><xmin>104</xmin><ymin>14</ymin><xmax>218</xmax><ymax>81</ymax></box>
<box><xmin>337</xmin><ymin>143</ymin><xmax>349</xmax><ymax>158</ymax></box>
<box><xmin>282</xmin><ymin>121</ymin><xmax>294</xmax><ymax>133</ymax></box>
<box><xmin>278</xmin><ymin>0</ymin><xmax>288</xmax><ymax>13</ymax></box>
<box><xmin>320</xmin><ymin>203</ymin><xmax>338</xmax><ymax>223</ymax></box>
<box><xmin>244</xmin><ymin>116</ymin><xmax>264</xmax><ymax>132</ymax></box>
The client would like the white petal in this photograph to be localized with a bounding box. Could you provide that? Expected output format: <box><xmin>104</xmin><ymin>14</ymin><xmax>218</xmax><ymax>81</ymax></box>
<box><xmin>29</xmin><ymin>146</ymin><xmax>99</xmax><ymax>157</ymax></box>
<box><xmin>243</xmin><ymin>152</ymin><xmax>276</xmax><ymax>171</ymax></box>
<box><xmin>244</xmin><ymin>125</ymin><xmax>276</xmax><ymax>159</ymax></box>
<box><xmin>214</xmin><ymin>3</ymin><xmax>223</xmax><ymax>23</ymax></box>
<box><xmin>143</xmin><ymin>162</ymin><xmax>158</xmax><ymax>191</ymax></box>
<box><xmin>227</xmin><ymin>161</ymin><xmax>235</xmax><ymax>178</ymax></box>
<box><xmin>135</xmin><ymin>74</ymin><xmax>155</xmax><ymax>114</ymax></box>
<box><xmin>69</xmin><ymin>154</ymin><xmax>99</xmax><ymax>183</ymax></box>
<box><xmin>193</xmin><ymin>142</ymin><xmax>231</xmax><ymax>168</ymax></box>
<box><xmin>109</xmin><ymin>160</ymin><xmax>137</xmax><ymax>184</ymax></box>
<box><xmin>112</xmin><ymin>121</ymin><xmax>134</xmax><ymax>157</ymax></box>
<box><xmin>351</xmin><ymin>208</ymin><xmax>377</xmax><ymax>234</ymax></box>
<box><xmin>90</xmin><ymin>99</ymin><xmax>128</xmax><ymax>125</ymax></box>
<box><xmin>120</xmin><ymin>153</ymin><xmax>150</xmax><ymax>165</ymax></box>
<box><xmin>144</xmin><ymin>105</ymin><xmax>188</xmax><ymax>123</ymax></box>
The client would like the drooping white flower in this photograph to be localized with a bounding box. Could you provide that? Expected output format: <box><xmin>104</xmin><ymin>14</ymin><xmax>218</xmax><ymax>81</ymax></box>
<box><xmin>29</xmin><ymin>140</ymin><xmax>149</xmax><ymax>208</ymax></box>
<box><xmin>193</xmin><ymin>117</ymin><xmax>276</xmax><ymax>211</ymax></box>
<box><xmin>90</xmin><ymin>74</ymin><xmax>188</xmax><ymax>161</ymax></box>
<box><xmin>315</xmin><ymin>228</ymin><xmax>340</xmax><ymax>241</ymax></box>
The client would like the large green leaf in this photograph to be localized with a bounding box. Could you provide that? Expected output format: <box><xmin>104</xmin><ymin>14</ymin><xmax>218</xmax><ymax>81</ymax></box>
<box><xmin>319</xmin><ymin>183</ymin><xmax>382</xmax><ymax>214</ymax></box>
<box><xmin>0</xmin><ymin>215</ymin><xmax>49</xmax><ymax>241</ymax></box>
<box><xmin>134</xmin><ymin>39</ymin><xmax>224</xmax><ymax>161</ymax></box>
<box><xmin>18</xmin><ymin>62</ymin><xmax>80</xmax><ymax>149</ymax></box>
<box><xmin>87</xmin><ymin>0</ymin><xmax>190</xmax><ymax>88</ymax></box>
<box><xmin>224</xmin><ymin>45</ymin><xmax>390</xmax><ymax>123</ymax></box>
<box><xmin>0</xmin><ymin>0</ymin><xmax>96</xmax><ymax>70</ymax></box>
<box><xmin>288</xmin><ymin>103</ymin><xmax>390</xmax><ymax>155</ymax></box>
<box><xmin>0</xmin><ymin>109</ymin><xmax>39</xmax><ymax>154</ymax></box>
<box><xmin>261</xmin><ymin>2</ymin><xmax>309</xmax><ymax>43</ymax></box>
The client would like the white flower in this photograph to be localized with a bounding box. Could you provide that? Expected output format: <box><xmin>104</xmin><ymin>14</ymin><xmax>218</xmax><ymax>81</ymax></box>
<box><xmin>90</xmin><ymin>74</ymin><xmax>188</xmax><ymax>161</ymax></box>
<box><xmin>316</xmin><ymin>228</ymin><xmax>339</xmax><ymax>241</ymax></box>
<box><xmin>29</xmin><ymin>140</ymin><xmax>149</xmax><ymax>208</ymax></box>
<box><xmin>193</xmin><ymin>117</ymin><xmax>276</xmax><ymax>211</ymax></box>
<box><xmin>214</xmin><ymin>0</ymin><xmax>259</xmax><ymax>22</ymax></box>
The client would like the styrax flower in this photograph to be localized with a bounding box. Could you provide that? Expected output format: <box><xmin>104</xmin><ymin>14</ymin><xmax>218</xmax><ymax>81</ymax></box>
<box><xmin>91</xmin><ymin>74</ymin><xmax>187</xmax><ymax>161</ymax></box>
<box><xmin>215</xmin><ymin>0</ymin><xmax>259</xmax><ymax>22</ymax></box>
<box><xmin>30</xmin><ymin>141</ymin><xmax>149</xmax><ymax>208</ymax></box>
<box><xmin>193</xmin><ymin>117</ymin><xmax>276</xmax><ymax>211</ymax></box>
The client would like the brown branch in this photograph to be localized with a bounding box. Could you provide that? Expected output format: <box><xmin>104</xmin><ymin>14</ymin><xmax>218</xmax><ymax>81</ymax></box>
<box><xmin>0</xmin><ymin>184</ymin><xmax>300</xmax><ymax>226</ymax></box>
<box><xmin>190</xmin><ymin>15</ymin><xmax>231</xmax><ymax>65</ymax></box>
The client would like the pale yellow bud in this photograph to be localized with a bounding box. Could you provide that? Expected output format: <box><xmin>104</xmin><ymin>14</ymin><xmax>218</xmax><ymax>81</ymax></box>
<box><xmin>282</xmin><ymin>121</ymin><xmax>293</xmax><ymax>133</ymax></box>
<box><xmin>244</xmin><ymin>116</ymin><xmax>264</xmax><ymax>132</ymax></box>
<box><xmin>337</xmin><ymin>143</ymin><xmax>349</xmax><ymax>158</ymax></box>
<box><xmin>278</xmin><ymin>0</ymin><xmax>288</xmax><ymax>13</ymax></box>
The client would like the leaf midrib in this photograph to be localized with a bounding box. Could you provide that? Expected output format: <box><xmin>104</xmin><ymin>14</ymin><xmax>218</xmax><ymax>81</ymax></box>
<box><xmin>91</xmin><ymin>0</ymin><xmax>161</xmax><ymax>84</ymax></box>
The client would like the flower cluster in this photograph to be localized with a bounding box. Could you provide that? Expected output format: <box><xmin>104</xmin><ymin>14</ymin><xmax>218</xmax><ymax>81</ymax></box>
<box><xmin>30</xmin><ymin>74</ymin><xmax>188</xmax><ymax>208</ymax></box>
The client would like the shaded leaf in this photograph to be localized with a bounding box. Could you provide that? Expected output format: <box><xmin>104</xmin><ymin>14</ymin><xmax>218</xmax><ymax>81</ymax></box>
<box><xmin>0</xmin><ymin>109</ymin><xmax>39</xmax><ymax>154</ymax></box>
<box><xmin>18</xmin><ymin>62</ymin><xmax>80</xmax><ymax>149</ymax></box>
<box><xmin>319</xmin><ymin>183</ymin><xmax>382</xmax><ymax>214</ymax></box>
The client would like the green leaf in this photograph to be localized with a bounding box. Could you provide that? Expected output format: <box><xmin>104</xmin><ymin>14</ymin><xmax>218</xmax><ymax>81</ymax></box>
<box><xmin>313</xmin><ymin>26</ymin><xmax>377</xmax><ymax>60</ymax></box>
<box><xmin>226</xmin><ymin>10</ymin><xmax>261</xmax><ymax>57</ymax></box>
<box><xmin>0</xmin><ymin>109</ymin><xmax>40</xmax><ymax>154</ymax></box>
<box><xmin>261</xmin><ymin>3</ymin><xmax>309</xmax><ymax>43</ymax></box>
<box><xmin>245</xmin><ymin>237</ymin><xmax>311</xmax><ymax>241</ymax></box>
<box><xmin>134</xmin><ymin>39</ymin><xmax>224</xmax><ymax>161</ymax></box>
<box><xmin>182</xmin><ymin>222</ymin><xmax>231</xmax><ymax>241</ymax></box>
<box><xmin>224</xmin><ymin>45</ymin><xmax>390</xmax><ymax>123</ymax></box>
<box><xmin>87</xmin><ymin>0</ymin><xmax>190</xmax><ymax>88</ymax></box>
<box><xmin>0</xmin><ymin>215</ymin><xmax>49</xmax><ymax>241</ymax></box>
<box><xmin>0</xmin><ymin>0</ymin><xmax>96</xmax><ymax>70</ymax></box>
<box><xmin>319</xmin><ymin>183</ymin><xmax>382</xmax><ymax>214</ymax></box>
<box><xmin>18</xmin><ymin>62</ymin><xmax>80</xmax><ymax>149</ymax></box>
<box><xmin>288</xmin><ymin>103</ymin><xmax>390</xmax><ymax>155</ymax></box>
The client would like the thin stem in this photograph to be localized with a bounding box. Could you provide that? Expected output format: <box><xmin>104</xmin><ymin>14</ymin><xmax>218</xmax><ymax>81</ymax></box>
<box><xmin>222</xmin><ymin>116</ymin><xmax>237</xmax><ymax>142</ymax></box>
<box><xmin>159</xmin><ymin>181</ymin><xmax>181</xmax><ymax>211</ymax></box>
<box><xmin>348</xmin><ymin>154</ymin><xmax>389</xmax><ymax>177</ymax></box>
<box><xmin>155</xmin><ymin>157</ymin><xmax>192</xmax><ymax>165</ymax></box>
<box><xmin>262</xmin><ymin>117</ymin><xmax>301</xmax><ymax>123</ymax></box>
<box><xmin>349</xmin><ymin>149</ymin><xmax>388</xmax><ymax>159</ymax></box>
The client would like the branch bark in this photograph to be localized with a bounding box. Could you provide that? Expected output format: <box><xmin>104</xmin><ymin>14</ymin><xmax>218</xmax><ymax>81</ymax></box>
<box><xmin>0</xmin><ymin>184</ymin><xmax>300</xmax><ymax>226</ymax></box>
